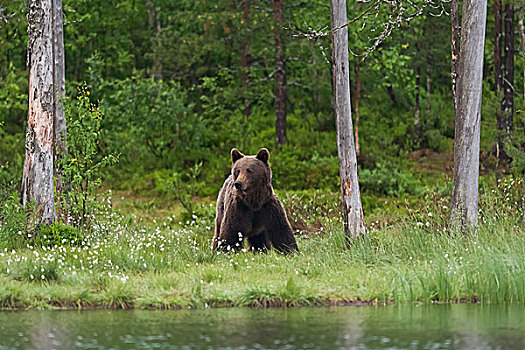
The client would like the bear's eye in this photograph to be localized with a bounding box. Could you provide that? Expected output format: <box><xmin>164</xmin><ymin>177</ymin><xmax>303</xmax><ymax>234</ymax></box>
<box><xmin>246</xmin><ymin>168</ymin><xmax>252</xmax><ymax>173</ymax></box>
<box><xmin>234</xmin><ymin>169</ymin><xmax>240</xmax><ymax>177</ymax></box>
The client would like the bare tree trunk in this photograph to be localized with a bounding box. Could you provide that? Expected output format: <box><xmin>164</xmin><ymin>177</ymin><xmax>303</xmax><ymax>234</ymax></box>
<box><xmin>518</xmin><ymin>10</ymin><xmax>525</xmax><ymax>100</ymax></box>
<box><xmin>241</xmin><ymin>0</ymin><xmax>252</xmax><ymax>117</ymax></box>
<box><xmin>414</xmin><ymin>67</ymin><xmax>421</xmax><ymax>136</ymax></box>
<box><xmin>450</xmin><ymin>0</ymin><xmax>487</xmax><ymax>232</ymax></box>
<box><xmin>154</xmin><ymin>4</ymin><xmax>162</xmax><ymax>80</ymax></box>
<box><xmin>502</xmin><ymin>4</ymin><xmax>514</xmax><ymax>135</ymax></box>
<box><xmin>494</xmin><ymin>0</ymin><xmax>503</xmax><ymax>93</ymax></box>
<box><xmin>147</xmin><ymin>0</ymin><xmax>162</xmax><ymax>81</ymax></box>
<box><xmin>274</xmin><ymin>0</ymin><xmax>287</xmax><ymax>145</ymax></box>
<box><xmin>353</xmin><ymin>64</ymin><xmax>361</xmax><ymax>158</ymax></box>
<box><xmin>517</xmin><ymin>10</ymin><xmax>525</xmax><ymax>225</ymax></box>
<box><xmin>451</xmin><ymin>0</ymin><xmax>460</xmax><ymax>116</ymax></box>
<box><xmin>495</xmin><ymin>0</ymin><xmax>505</xmax><ymax>162</ymax></box>
<box><xmin>331</xmin><ymin>0</ymin><xmax>366</xmax><ymax>240</ymax></box>
<box><xmin>312</xmin><ymin>46</ymin><xmax>320</xmax><ymax>114</ymax></box>
<box><xmin>53</xmin><ymin>0</ymin><xmax>68</xmax><ymax>220</ymax></box>
<box><xmin>21</xmin><ymin>0</ymin><xmax>56</xmax><ymax>225</ymax></box>
<box><xmin>426</xmin><ymin>68</ymin><xmax>431</xmax><ymax>113</ymax></box>
<box><xmin>386</xmin><ymin>85</ymin><xmax>397</xmax><ymax>104</ymax></box>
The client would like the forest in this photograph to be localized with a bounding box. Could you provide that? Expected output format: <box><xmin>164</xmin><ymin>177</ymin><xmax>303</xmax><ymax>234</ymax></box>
<box><xmin>0</xmin><ymin>0</ymin><xmax>524</xmax><ymax>310</ymax></box>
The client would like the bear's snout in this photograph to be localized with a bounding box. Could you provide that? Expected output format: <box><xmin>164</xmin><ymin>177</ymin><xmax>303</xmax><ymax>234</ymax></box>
<box><xmin>234</xmin><ymin>180</ymin><xmax>243</xmax><ymax>190</ymax></box>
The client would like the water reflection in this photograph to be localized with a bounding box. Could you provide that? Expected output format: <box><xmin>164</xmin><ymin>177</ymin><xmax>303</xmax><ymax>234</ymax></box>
<box><xmin>0</xmin><ymin>304</ymin><xmax>523</xmax><ymax>349</ymax></box>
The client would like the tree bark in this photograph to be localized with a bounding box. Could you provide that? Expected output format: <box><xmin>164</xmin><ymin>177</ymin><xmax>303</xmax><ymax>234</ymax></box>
<box><xmin>274</xmin><ymin>0</ymin><xmax>287</xmax><ymax>145</ymax></box>
<box><xmin>21</xmin><ymin>0</ymin><xmax>56</xmax><ymax>225</ymax></box>
<box><xmin>353</xmin><ymin>63</ymin><xmax>361</xmax><ymax>158</ymax></box>
<box><xmin>502</xmin><ymin>4</ymin><xmax>514</xmax><ymax>135</ymax></box>
<box><xmin>241</xmin><ymin>0</ymin><xmax>252</xmax><ymax>117</ymax></box>
<box><xmin>451</xmin><ymin>0</ymin><xmax>460</xmax><ymax>116</ymax></box>
<box><xmin>53</xmin><ymin>0</ymin><xmax>68</xmax><ymax>219</ymax></box>
<box><xmin>494</xmin><ymin>0</ymin><xmax>503</xmax><ymax>93</ymax></box>
<box><xmin>495</xmin><ymin>0</ymin><xmax>505</xmax><ymax>161</ymax></box>
<box><xmin>147</xmin><ymin>0</ymin><xmax>162</xmax><ymax>81</ymax></box>
<box><xmin>414</xmin><ymin>67</ymin><xmax>421</xmax><ymax>136</ymax></box>
<box><xmin>518</xmin><ymin>10</ymin><xmax>525</xmax><ymax>100</ymax></box>
<box><xmin>331</xmin><ymin>0</ymin><xmax>366</xmax><ymax>240</ymax></box>
<box><xmin>426</xmin><ymin>68</ymin><xmax>431</xmax><ymax>113</ymax></box>
<box><xmin>450</xmin><ymin>0</ymin><xmax>487</xmax><ymax>232</ymax></box>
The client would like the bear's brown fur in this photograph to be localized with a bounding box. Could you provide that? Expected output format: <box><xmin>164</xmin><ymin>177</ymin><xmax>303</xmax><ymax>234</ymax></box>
<box><xmin>212</xmin><ymin>148</ymin><xmax>299</xmax><ymax>253</ymax></box>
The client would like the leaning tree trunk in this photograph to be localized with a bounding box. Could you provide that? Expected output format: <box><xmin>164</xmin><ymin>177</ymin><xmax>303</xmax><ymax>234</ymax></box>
<box><xmin>21</xmin><ymin>0</ymin><xmax>56</xmax><ymax>225</ymax></box>
<box><xmin>450</xmin><ymin>0</ymin><xmax>487</xmax><ymax>232</ymax></box>
<box><xmin>53</xmin><ymin>0</ymin><xmax>68</xmax><ymax>219</ymax></box>
<box><xmin>331</xmin><ymin>0</ymin><xmax>366</xmax><ymax>240</ymax></box>
<box><xmin>451</xmin><ymin>0</ymin><xmax>460</xmax><ymax>116</ymax></box>
<box><xmin>274</xmin><ymin>0</ymin><xmax>287</xmax><ymax>145</ymax></box>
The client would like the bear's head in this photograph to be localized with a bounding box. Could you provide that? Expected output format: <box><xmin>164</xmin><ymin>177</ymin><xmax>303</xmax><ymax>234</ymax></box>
<box><xmin>230</xmin><ymin>148</ymin><xmax>273</xmax><ymax>208</ymax></box>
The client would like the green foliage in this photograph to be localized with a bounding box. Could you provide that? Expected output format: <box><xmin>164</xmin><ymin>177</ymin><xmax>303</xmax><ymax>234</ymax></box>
<box><xmin>101</xmin><ymin>77</ymin><xmax>202</xmax><ymax>175</ymax></box>
<box><xmin>60</xmin><ymin>88</ymin><xmax>119</xmax><ymax>226</ymax></box>
<box><xmin>0</xmin><ymin>194</ymin><xmax>26</xmax><ymax>249</ymax></box>
<box><xmin>0</xmin><ymin>63</ymin><xmax>27</xmax><ymax>133</ymax></box>
<box><xmin>156</xmin><ymin>162</ymin><xmax>213</xmax><ymax>221</ymax></box>
<box><xmin>0</xmin><ymin>130</ymin><xmax>24</xmax><ymax>202</ymax></box>
<box><xmin>38</xmin><ymin>222</ymin><xmax>82</xmax><ymax>247</ymax></box>
<box><xmin>360</xmin><ymin>161</ymin><xmax>427</xmax><ymax>197</ymax></box>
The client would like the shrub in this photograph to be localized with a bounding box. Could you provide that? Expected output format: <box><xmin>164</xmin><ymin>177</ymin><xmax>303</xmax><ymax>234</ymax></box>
<box><xmin>60</xmin><ymin>87</ymin><xmax>119</xmax><ymax>226</ymax></box>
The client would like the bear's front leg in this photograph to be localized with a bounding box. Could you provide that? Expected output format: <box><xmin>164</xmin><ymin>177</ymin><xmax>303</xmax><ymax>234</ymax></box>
<box><xmin>258</xmin><ymin>196</ymin><xmax>299</xmax><ymax>253</ymax></box>
<box><xmin>217</xmin><ymin>198</ymin><xmax>253</xmax><ymax>252</ymax></box>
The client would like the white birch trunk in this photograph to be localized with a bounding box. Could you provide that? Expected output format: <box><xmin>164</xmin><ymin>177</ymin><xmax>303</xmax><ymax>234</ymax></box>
<box><xmin>21</xmin><ymin>0</ymin><xmax>56</xmax><ymax>225</ymax></box>
<box><xmin>331</xmin><ymin>0</ymin><xmax>366</xmax><ymax>240</ymax></box>
<box><xmin>450</xmin><ymin>0</ymin><xmax>487</xmax><ymax>231</ymax></box>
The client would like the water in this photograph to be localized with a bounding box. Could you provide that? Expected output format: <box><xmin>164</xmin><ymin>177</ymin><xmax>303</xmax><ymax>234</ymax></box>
<box><xmin>0</xmin><ymin>304</ymin><xmax>523</xmax><ymax>349</ymax></box>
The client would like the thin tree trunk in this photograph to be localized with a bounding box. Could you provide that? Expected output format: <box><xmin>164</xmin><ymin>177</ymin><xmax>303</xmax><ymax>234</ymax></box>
<box><xmin>518</xmin><ymin>10</ymin><xmax>525</xmax><ymax>100</ymax></box>
<box><xmin>494</xmin><ymin>0</ymin><xmax>503</xmax><ymax>93</ymax></box>
<box><xmin>522</xmin><ymin>170</ymin><xmax>525</xmax><ymax>226</ymax></box>
<box><xmin>426</xmin><ymin>68</ymin><xmax>431</xmax><ymax>113</ymax></box>
<box><xmin>274</xmin><ymin>0</ymin><xmax>287</xmax><ymax>144</ymax></box>
<box><xmin>450</xmin><ymin>0</ymin><xmax>487</xmax><ymax>232</ymax></box>
<box><xmin>353</xmin><ymin>64</ymin><xmax>361</xmax><ymax>157</ymax></box>
<box><xmin>241</xmin><ymin>0</ymin><xmax>252</xmax><ymax>117</ymax></box>
<box><xmin>154</xmin><ymin>4</ymin><xmax>162</xmax><ymax>80</ymax></box>
<box><xmin>147</xmin><ymin>1</ymin><xmax>162</xmax><ymax>81</ymax></box>
<box><xmin>312</xmin><ymin>47</ymin><xmax>320</xmax><ymax>114</ymax></box>
<box><xmin>451</xmin><ymin>0</ymin><xmax>460</xmax><ymax>115</ymax></box>
<box><xmin>21</xmin><ymin>0</ymin><xmax>56</xmax><ymax>225</ymax></box>
<box><xmin>331</xmin><ymin>0</ymin><xmax>366</xmax><ymax>240</ymax></box>
<box><xmin>495</xmin><ymin>0</ymin><xmax>505</xmax><ymax>162</ymax></box>
<box><xmin>414</xmin><ymin>67</ymin><xmax>421</xmax><ymax>136</ymax></box>
<box><xmin>502</xmin><ymin>4</ymin><xmax>514</xmax><ymax>135</ymax></box>
<box><xmin>53</xmin><ymin>0</ymin><xmax>68</xmax><ymax>220</ymax></box>
<box><xmin>386</xmin><ymin>85</ymin><xmax>397</xmax><ymax>104</ymax></box>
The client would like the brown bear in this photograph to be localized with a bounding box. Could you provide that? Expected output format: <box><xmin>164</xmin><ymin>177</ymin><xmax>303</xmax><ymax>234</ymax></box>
<box><xmin>212</xmin><ymin>148</ymin><xmax>299</xmax><ymax>253</ymax></box>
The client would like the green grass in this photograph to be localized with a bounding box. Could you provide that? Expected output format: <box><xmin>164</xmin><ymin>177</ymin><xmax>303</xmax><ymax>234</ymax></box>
<box><xmin>0</xmin><ymin>181</ymin><xmax>524</xmax><ymax>310</ymax></box>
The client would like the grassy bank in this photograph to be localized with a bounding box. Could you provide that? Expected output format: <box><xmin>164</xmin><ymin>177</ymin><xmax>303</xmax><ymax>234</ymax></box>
<box><xmin>0</xmin><ymin>184</ymin><xmax>524</xmax><ymax>310</ymax></box>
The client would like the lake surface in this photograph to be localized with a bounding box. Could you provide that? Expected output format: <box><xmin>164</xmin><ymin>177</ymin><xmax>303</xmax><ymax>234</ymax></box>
<box><xmin>0</xmin><ymin>304</ymin><xmax>523</xmax><ymax>349</ymax></box>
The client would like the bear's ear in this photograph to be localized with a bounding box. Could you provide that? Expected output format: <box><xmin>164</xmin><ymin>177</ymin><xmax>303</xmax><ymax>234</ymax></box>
<box><xmin>256</xmin><ymin>148</ymin><xmax>270</xmax><ymax>165</ymax></box>
<box><xmin>231</xmin><ymin>148</ymin><xmax>244</xmax><ymax>163</ymax></box>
